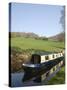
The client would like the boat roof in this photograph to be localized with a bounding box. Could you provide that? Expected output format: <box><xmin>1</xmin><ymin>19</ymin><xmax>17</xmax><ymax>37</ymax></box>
<box><xmin>32</xmin><ymin>51</ymin><xmax>57</xmax><ymax>56</ymax></box>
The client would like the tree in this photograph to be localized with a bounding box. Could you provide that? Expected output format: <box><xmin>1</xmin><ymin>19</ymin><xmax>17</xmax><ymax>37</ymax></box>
<box><xmin>60</xmin><ymin>6</ymin><xmax>65</xmax><ymax>32</ymax></box>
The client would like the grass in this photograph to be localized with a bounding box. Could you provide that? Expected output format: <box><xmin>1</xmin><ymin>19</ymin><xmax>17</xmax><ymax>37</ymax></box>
<box><xmin>11</xmin><ymin>37</ymin><xmax>64</xmax><ymax>53</ymax></box>
<box><xmin>47</xmin><ymin>66</ymin><xmax>65</xmax><ymax>85</ymax></box>
<box><xmin>10</xmin><ymin>37</ymin><xmax>65</xmax><ymax>73</ymax></box>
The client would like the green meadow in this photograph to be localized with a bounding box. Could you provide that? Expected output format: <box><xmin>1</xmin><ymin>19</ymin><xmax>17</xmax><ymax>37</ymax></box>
<box><xmin>11</xmin><ymin>37</ymin><xmax>64</xmax><ymax>53</ymax></box>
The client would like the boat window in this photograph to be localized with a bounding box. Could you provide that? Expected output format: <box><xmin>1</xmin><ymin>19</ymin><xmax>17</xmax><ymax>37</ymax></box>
<box><xmin>53</xmin><ymin>67</ymin><xmax>55</xmax><ymax>71</ymax></box>
<box><xmin>45</xmin><ymin>56</ymin><xmax>49</xmax><ymax>60</ymax></box>
<box><xmin>56</xmin><ymin>55</ymin><xmax>57</xmax><ymax>57</ymax></box>
<box><xmin>46</xmin><ymin>72</ymin><xmax>49</xmax><ymax>77</ymax></box>
<box><xmin>53</xmin><ymin>54</ymin><xmax>54</xmax><ymax>58</ymax></box>
<box><xmin>56</xmin><ymin>64</ymin><xmax>59</xmax><ymax>68</ymax></box>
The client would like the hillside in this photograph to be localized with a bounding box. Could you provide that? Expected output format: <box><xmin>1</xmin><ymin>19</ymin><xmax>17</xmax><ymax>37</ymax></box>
<box><xmin>10</xmin><ymin>32</ymin><xmax>48</xmax><ymax>40</ymax></box>
<box><xmin>49</xmin><ymin>32</ymin><xmax>65</xmax><ymax>42</ymax></box>
<box><xmin>10</xmin><ymin>32</ymin><xmax>65</xmax><ymax>42</ymax></box>
<box><xmin>10</xmin><ymin>32</ymin><xmax>39</xmax><ymax>38</ymax></box>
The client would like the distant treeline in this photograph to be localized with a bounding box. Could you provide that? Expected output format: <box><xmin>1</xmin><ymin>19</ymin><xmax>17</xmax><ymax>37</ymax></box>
<box><xmin>9</xmin><ymin>32</ymin><xmax>65</xmax><ymax>42</ymax></box>
<box><xmin>10</xmin><ymin>32</ymin><xmax>48</xmax><ymax>40</ymax></box>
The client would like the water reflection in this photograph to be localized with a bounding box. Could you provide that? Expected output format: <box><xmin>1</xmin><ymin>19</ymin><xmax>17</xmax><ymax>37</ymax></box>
<box><xmin>11</xmin><ymin>66</ymin><xmax>61</xmax><ymax>87</ymax></box>
<box><xmin>11</xmin><ymin>72</ymin><xmax>42</xmax><ymax>87</ymax></box>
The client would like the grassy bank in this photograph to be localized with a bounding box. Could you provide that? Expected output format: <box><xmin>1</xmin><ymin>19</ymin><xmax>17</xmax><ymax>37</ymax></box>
<box><xmin>48</xmin><ymin>66</ymin><xmax>65</xmax><ymax>85</ymax></box>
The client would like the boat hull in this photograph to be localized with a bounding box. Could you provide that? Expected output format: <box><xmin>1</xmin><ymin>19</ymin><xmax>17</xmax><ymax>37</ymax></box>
<box><xmin>22</xmin><ymin>56</ymin><xmax>64</xmax><ymax>81</ymax></box>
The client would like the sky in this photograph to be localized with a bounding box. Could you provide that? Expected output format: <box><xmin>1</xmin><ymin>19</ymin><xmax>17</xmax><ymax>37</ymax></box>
<box><xmin>10</xmin><ymin>3</ymin><xmax>63</xmax><ymax>37</ymax></box>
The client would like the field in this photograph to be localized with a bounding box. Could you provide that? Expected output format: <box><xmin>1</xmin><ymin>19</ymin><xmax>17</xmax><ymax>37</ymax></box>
<box><xmin>11</xmin><ymin>37</ymin><xmax>64</xmax><ymax>53</ymax></box>
<box><xmin>10</xmin><ymin>37</ymin><xmax>65</xmax><ymax>84</ymax></box>
<box><xmin>10</xmin><ymin>37</ymin><xmax>65</xmax><ymax>72</ymax></box>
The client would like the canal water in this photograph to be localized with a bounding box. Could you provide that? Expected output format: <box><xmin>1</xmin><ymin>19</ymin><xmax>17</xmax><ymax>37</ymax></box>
<box><xmin>11</xmin><ymin>72</ymin><xmax>42</xmax><ymax>87</ymax></box>
<box><xmin>11</xmin><ymin>66</ymin><xmax>61</xmax><ymax>87</ymax></box>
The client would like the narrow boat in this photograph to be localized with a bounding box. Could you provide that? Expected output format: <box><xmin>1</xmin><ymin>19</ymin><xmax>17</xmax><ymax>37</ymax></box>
<box><xmin>22</xmin><ymin>53</ymin><xmax>64</xmax><ymax>82</ymax></box>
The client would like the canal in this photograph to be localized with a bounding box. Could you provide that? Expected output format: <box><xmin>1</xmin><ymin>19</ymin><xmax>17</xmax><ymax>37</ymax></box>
<box><xmin>11</xmin><ymin>66</ymin><xmax>61</xmax><ymax>87</ymax></box>
<box><xmin>11</xmin><ymin>72</ymin><xmax>42</xmax><ymax>87</ymax></box>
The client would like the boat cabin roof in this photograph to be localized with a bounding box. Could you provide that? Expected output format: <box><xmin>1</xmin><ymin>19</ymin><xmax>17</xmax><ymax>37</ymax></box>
<box><xmin>32</xmin><ymin>52</ymin><xmax>55</xmax><ymax>56</ymax></box>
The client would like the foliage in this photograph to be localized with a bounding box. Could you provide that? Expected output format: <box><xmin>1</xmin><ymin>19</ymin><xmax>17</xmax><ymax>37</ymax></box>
<box><xmin>60</xmin><ymin>6</ymin><xmax>65</xmax><ymax>31</ymax></box>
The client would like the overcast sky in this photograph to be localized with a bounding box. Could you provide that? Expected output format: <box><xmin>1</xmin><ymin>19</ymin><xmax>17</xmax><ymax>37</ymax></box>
<box><xmin>10</xmin><ymin>3</ymin><xmax>63</xmax><ymax>37</ymax></box>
